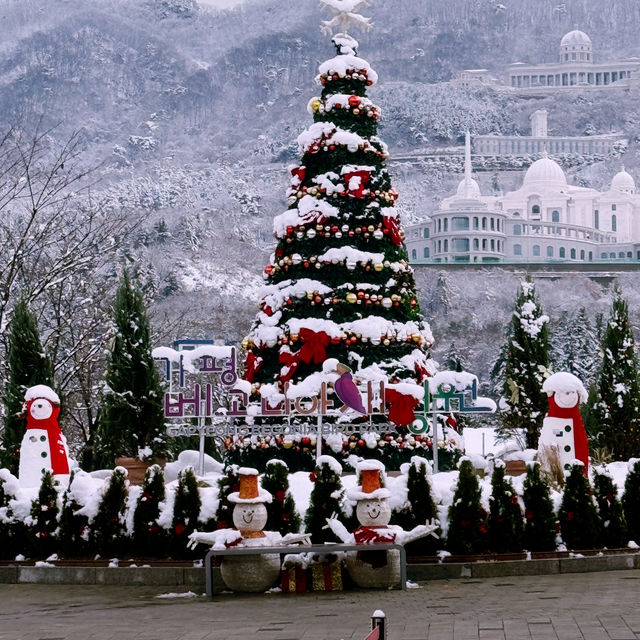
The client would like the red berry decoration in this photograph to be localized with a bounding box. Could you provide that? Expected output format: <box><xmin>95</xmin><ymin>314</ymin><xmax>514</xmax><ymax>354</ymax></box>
<box><xmin>348</xmin><ymin>95</ymin><xmax>361</xmax><ymax>107</ymax></box>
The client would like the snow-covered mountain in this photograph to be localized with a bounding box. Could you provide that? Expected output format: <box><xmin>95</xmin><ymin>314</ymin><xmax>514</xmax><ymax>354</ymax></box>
<box><xmin>1</xmin><ymin>0</ymin><xmax>640</xmax><ymax>373</ymax></box>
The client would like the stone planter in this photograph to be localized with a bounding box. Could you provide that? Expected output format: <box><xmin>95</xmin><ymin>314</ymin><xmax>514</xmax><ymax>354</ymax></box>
<box><xmin>114</xmin><ymin>457</ymin><xmax>165</xmax><ymax>485</ymax></box>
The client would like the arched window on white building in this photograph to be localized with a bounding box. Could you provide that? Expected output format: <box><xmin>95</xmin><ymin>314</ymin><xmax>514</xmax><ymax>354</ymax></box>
<box><xmin>423</xmin><ymin>228</ymin><xmax>430</xmax><ymax>238</ymax></box>
<box><xmin>547</xmin><ymin>246</ymin><xmax>554</xmax><ymax>257</ymax></box>
<box><xmin>594</xmin><ymin>210</ymin><xmax>599</xmax><ymax>229</ymax></box>
<box><xmin>559</xmin><ymin>247</ymin><xmax>566</xmax><ymax>258</ymax></box>
<box><xmin>552</xmin><ymin>210</ymin><xmax>560</xmax><ymax>222</ymax></box>
<box><xmin>411</xmin><ymin>249</ymin><xmax>417</xmax><ymax>260</ymax></box>
<box><xmin>533</xmin><ymin>245</ymin><xmax>541</xmax><ymax>257</ymax></box>
<box><xmin>514</xmin><ymin>224</ymin><xmax>521</xmax><ymax>235</ymax></box>
<box><xmin>423</xmin><ymin>247</ymin><xmax>430</xmax><ymax>259</ymax></box>
<box><xmin>612</xmin><ymin>214</ymin><xmax>617</xmax><ymax>232</ymax></box>
<box><xmin>514</xmin><ymin>244</ymin><xmax>522</xmax><ymax>256</ymax></box>
<box><xmin>571</xmin><ymin>248</ymin><xmax>576</xmax><ymax>259</ymax></box>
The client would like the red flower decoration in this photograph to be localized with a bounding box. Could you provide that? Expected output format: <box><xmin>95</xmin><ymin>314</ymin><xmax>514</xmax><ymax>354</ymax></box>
<box><xmin>309</xmin><ymin>472</ymin><xmax>317</xmax><ymax>483</ymax></box>
<box><xmin>175</xmin><ymin>524</ymin><xmax>185</xmax><ymax>535</ymax></box>
<box><xmin>567</xmin><ymin>511</ymin><xmax>575</xmax><ymax>521</ymax></box>
<box><xmin>282</xmin><ymin>513</ymin><xmax>290</xmax><ymax>522</ymax></box>
<box><xmin>525</xmin><ymin>509</ymin><xmax>534</xmax><ymax>520</ymax></box>
<box><xmin>275</xmin><ymin>490</ymin><xmax>286</xmax><ymax>502</ymax></box>
<box><xmin>217</xmin><ymin>521</ymin><xmax>228</xmax><ymax>530</ymax></box>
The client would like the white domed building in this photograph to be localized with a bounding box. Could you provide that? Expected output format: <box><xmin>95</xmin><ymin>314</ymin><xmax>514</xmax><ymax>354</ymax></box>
<box><xmin>461</xmin><ymin>30</ymin><xmax>640</xmax><ymax>92</ymax></box>
<box><xmin>406</xmin><ymin>143</ymin><xmax>640</xmax><ymax>264</ymax></box>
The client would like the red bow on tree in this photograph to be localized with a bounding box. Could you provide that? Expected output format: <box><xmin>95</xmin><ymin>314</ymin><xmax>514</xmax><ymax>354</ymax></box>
<box><xmin>291</xmin><ymin>165</ymin><xmax>306</xmax><ymax>184</ymax></box>
<box><xmin>414</xmin><ymin>362</ymin><xmax>429</xmax><ymax>382</ymax></box>
<box><xmin>383</xmin><ymin>215</ymin><xmax>402</xmax><ymax>245</ymax></box>
<box><xmin>297</xmin><ymin>328</ymin><xmax>330</xmax><ymax>364</ymax></box>
<box><xmin>343</xmin><ymin>169</ymin><xmax>371</xmax><ymax>198</ymax></box>
<box><xmin>279</xmin><ymin>350</ymin><xmax>300</xmax><ymax>382</ymax></box>
<box><xmin>243</xmin><ymin>351</ymin><xmax>263</xmax><ymax>383</ymax></box>
<box><xmin>385</xmin><ymin>388</ymin><xmax>419</xmax><ymax>426</ymax></box>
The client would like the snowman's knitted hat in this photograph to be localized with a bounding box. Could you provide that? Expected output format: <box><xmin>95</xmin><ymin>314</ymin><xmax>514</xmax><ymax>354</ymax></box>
<box><xmin>348</xmin><ymin>459</ymin><xmax>390</xmax><ymax>501</ymax></box>
<box><xmin>228</xmin><ymin>467</ymin><xmax>272</xmax><ymax>504</ymax></box>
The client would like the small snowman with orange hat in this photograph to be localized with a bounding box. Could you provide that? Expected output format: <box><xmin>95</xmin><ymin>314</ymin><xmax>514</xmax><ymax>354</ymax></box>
<box><xmin>326</xmin><ymin>459</ymin><xmax>438</xmax><ymax>588</ymax></box>
<box><xmin>189</xmin><ymin>467</ymin><xmax>308</xmax><ymax>592</ymax></box>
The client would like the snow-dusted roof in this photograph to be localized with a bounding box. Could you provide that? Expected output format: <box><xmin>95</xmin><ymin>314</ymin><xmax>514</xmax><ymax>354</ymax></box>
<box><xmin>523</xmin><ymin>157</ymin><xmax>567</xmax><ymax>187</ymax></box>
<box><xmin>560</xmin><ymin>30</ymin><xmax>592</xmax><ymax>48</ymax></box>
<box><xmin>611</xmin><ymin>169</ymin><xmax>636</xmax><ymax>194</ymax></box>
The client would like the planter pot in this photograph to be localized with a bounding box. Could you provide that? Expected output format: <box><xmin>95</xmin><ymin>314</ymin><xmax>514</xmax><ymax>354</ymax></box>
<box><xmin>114</xmin><ymin>457</ymin><xmax>166</xmax><ymax>485</ymax></box>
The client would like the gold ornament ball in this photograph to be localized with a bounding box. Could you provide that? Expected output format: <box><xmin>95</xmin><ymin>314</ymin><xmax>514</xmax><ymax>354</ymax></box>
<box><xmin>346</xmin><ymin>292</ymin><xmax>357</xmax><ymax>304</ymax></box>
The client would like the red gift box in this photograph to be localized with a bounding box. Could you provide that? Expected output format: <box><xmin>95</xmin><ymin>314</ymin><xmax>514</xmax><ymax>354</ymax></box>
<box><xmin>280</xmin><ymin>567</ymin><xmax>307</xmax><ymax>594</ymax></box>
<box><xmin>310</xmin><ymin>561</ymin><xmax>343</xmax><ymax>592</ymax></box>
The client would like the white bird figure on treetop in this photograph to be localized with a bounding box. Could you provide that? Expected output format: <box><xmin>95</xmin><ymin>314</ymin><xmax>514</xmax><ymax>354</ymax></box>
<box><xmin>320</xmin><ymin>0</ymin><xmax>373</xmax><ymax>35</ymax></box>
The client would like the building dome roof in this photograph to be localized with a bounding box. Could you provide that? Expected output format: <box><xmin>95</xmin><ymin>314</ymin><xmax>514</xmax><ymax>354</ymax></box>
<box><xmin>523</xmin><ymin>157</ymin><xmax>567</xmax><ymax>187</ymax></box>
<box><xmin>611</xmin><ymin>169</ymin><xmax>636</xmax><ymax>193</ymax></box>
<box><xmin>560</xmin><ymin>30</ymin><xmax>591</xmax><ymax>48</ymax></box>
<box><xmin>456</xmin><ymin>177</ymin><xmax>481</xmax><ymax>198</ymax></box>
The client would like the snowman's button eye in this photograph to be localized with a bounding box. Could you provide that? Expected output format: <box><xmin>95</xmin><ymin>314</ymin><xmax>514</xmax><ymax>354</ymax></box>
<box><xmin>40</xmin><ymin>451</ymin><xmax>48</xmax><ymax>458</ymax></box>
<box><xmin>40</xmin><ymin>435</ymin><xmax>47</xmax><ymax>442</ymax></box>
<box><xmin>29</xmin><ymin>436</ymin><xmax>37</xmax><ymax>442</ymax></box>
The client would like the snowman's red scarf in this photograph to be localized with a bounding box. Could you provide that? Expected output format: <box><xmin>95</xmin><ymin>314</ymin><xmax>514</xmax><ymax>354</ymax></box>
<box><xmin>354</xmin><ymin>526</ymin><xmax>397</xmax><ymax>545</ymax></box>
<box><xmin>26</xmin><ymin>406</ymin><xmax>69</xmax><ymax>475</ymax></box>
<box><xmin>546</xmin><ymin>395</ymin><xmax>589</xmax><ymax>475</ymax></box>
<box><xmin>354</xmin><ymin>526</ymin><xmax>396</xmax><ymax>568</ymax></box>
<box><xmin>225</xmin><ymin>529</ymin><xmax>266</xmax><ymax>548</ymax></box>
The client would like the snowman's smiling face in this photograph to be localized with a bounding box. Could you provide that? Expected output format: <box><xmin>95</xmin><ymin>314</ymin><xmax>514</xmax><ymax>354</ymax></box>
<box><xmin>555</xmin><ymin>390</ymin><xmax>579</xmax><ymax>409</ymax></box>
<box><xmin>29</xmin><ymin>398</ymin><xmax>53</xmax><ymax>421</ymax></box>
<box><xmin>356</xmin><ymin>498</ymin><xmax>391</xmax><ymax>527</ymax></box>
<box><xmin>232</xmin><ymin>502</ymin><xmax>268</xmax><ymax>531</ymax></box>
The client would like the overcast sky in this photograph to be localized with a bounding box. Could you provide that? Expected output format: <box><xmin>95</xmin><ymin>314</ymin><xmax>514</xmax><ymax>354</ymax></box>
<box><xmin>198</xmin><ymin>0</ymin><xmax>246</xmax><ymax>9</ymax></box>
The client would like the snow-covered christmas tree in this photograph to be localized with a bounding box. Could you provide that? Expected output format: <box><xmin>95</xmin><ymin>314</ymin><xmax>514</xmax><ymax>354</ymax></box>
<box><xmin>238</xmin><ymin>1</ymin><xmax>435</xmax><ymax>462</ymax></box>
<box><xmin>498</xmin><ymin>280</ymin><xmax>551</xmax><ymax>449</ymax></box>
<box><xmin>588</xmin><ymin>286</ymin><xmax>640</xmax><ymax>460</ymax></box>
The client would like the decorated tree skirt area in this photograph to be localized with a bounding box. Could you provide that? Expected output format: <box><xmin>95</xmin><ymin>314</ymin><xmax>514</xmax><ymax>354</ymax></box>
<box><xmin>2</xmin><ymin>447</ymin><xmax>640</xmax><ymax>568</ymax></box>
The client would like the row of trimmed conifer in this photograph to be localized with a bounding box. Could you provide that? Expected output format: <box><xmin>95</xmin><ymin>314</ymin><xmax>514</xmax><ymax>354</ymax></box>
<box><xmin>3</xmin><ymin>457</ymin><xmax>639</xmax><ymax>560</ymax></box>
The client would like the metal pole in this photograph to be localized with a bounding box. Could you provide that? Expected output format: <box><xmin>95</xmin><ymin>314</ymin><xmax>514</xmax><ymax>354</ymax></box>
<box><xmin>431</xmin><ymin>399</ymin><xmax>439</xmax><ymax>474</ymax></box>
<box><xmin>371</xmin><ymin>610</ymin><xmax>386</xmax><ymax>640</ymax></box>
<box><xmin>198</xmin><ymin>416</ymin><xmax>205</xmax><ymax>477</ymax></box>
<box><xmin>316</xmin><ymin>413</ymin><xmax>322</xmax><ymax>462</ymax></box>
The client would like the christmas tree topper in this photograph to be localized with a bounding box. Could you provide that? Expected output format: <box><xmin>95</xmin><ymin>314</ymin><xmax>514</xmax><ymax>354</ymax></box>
<box><xmin>320</xmin><ymin>0</ymin><xmax>373</xmax><ymax>35</ymax></box>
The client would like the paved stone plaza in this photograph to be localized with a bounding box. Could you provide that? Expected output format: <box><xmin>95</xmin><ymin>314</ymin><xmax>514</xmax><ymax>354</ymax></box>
<box><xmin>1</xmin><ymin>570</ymin><xmax>640</xmax><ymax>640</ymax></box>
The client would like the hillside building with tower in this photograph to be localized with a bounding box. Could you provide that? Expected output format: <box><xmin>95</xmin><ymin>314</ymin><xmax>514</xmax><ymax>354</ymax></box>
<box><xmin>460</xmin><ymin>30</ymin><xmax>640</xmax><ymax>93</ymax></box>
<box><xmin>473</xmin><ymin>109</ymin><xmax>623</xmax><ymax>157</ymax></box>
<box><xmin>406</xmin><ymin>134</ymin><xmax>640</xmax><ymax>264</ymax></box>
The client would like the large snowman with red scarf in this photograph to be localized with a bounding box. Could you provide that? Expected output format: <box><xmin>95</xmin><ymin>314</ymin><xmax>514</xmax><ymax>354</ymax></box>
<box><xmin>326</xmin><ymin>459</ymin><xmax>438</xmax><ymax>588</ymax></box>
<box><xmin>538</xmin><ymin>372</ymin><xmax>589</xmax><ymax>475</ymax></box>
<box><xmin>18</xmin><ymin>385</ymin><xmax>70</xmax><ymax>488</ymax></box>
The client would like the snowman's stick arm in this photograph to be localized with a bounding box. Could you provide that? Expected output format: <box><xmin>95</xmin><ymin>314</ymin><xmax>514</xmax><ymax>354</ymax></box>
<box><xmin>403</xmin><ymin>519</ymin><xmax>440</xmax><ymax>545</ymax></box>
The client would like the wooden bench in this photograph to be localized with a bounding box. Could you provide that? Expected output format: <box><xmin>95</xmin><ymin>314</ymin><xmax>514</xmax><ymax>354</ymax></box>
<box><xmin>203</xmin><ymin>542</ymin><xmax>408</xmax><ymax>597</ymax></box>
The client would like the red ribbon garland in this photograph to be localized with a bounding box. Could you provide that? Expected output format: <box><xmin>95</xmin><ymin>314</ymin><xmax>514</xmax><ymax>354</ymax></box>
<box><xmin>297</xmin><ymin>329</ymin><xmax>330</xmax><ymax>365</ymax></box>
<box><xmin>279</xmin><ymin>350</ymin><xmax>300</xmax><ymax>383</ymax></box>
<box><xmin>384</xmin><ymin>388</ymin><xmax>419</xmax><ymax>426</ymax></box>
<box><xmin>243</xmin><ymin>351</ymin><xmax>263</xmax><ymax>383</ymax></box>
<box><xmin>383</xmin><ymin>216</ymin><xmax>402</xmax><ymax>245</ymax></box>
